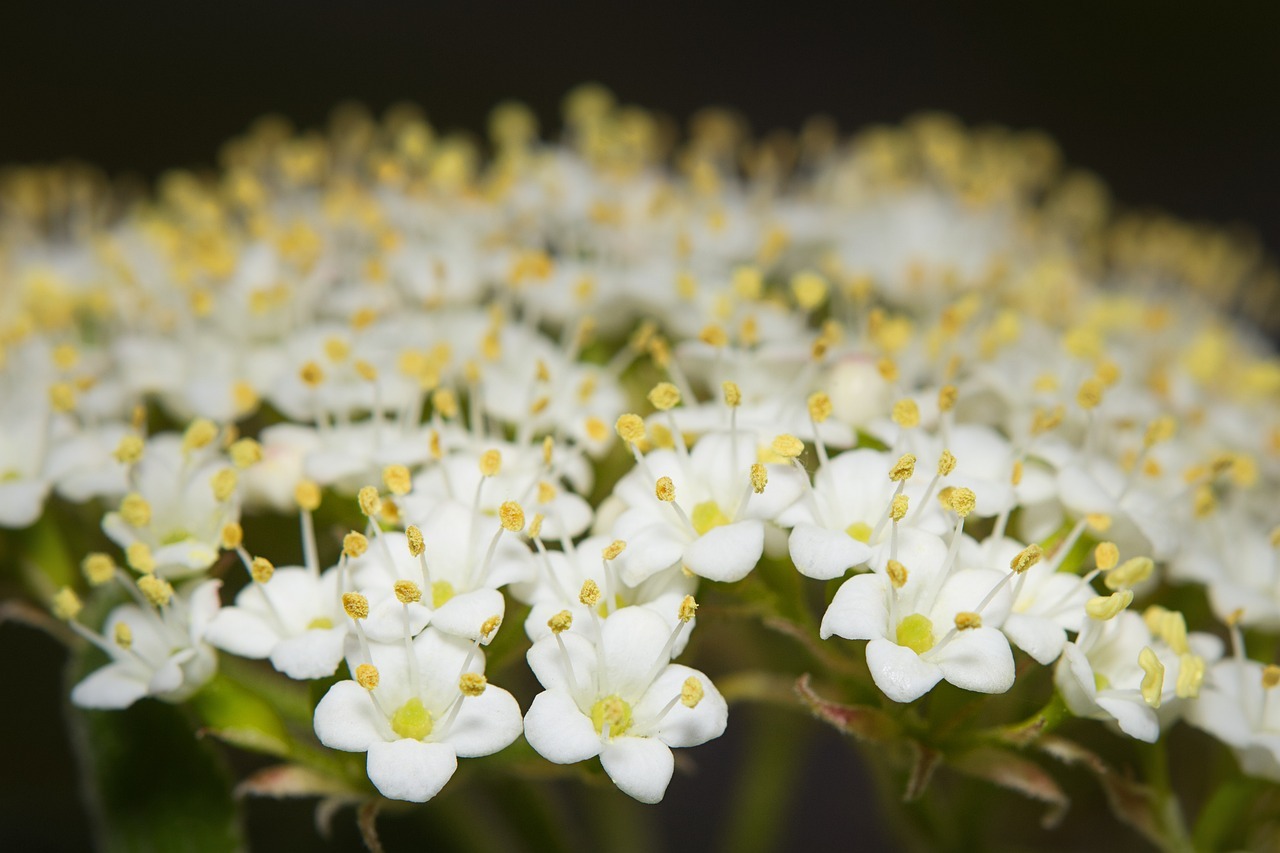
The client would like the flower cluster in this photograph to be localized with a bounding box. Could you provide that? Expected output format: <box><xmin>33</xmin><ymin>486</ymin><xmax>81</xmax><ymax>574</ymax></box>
<box><xmin>8</xmin><ymin>85</ymin><xmax>1280</xmax><ymax>830</ymax></box>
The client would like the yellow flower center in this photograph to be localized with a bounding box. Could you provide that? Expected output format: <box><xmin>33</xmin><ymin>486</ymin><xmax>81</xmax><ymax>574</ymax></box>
<box><xmin>390</xmin><ymin>697</ymin><xmax>433</xmax><ymax>740</ymax></box>
<box><xmin>895</xmin><ymin>613</ymin><xmax>935</xmax><ymax>654</ymax></box>
<box><xmin>590</xmin><ymin>694</ymin><xmax>633</xmax><ymax>737</ymax></box>
<box><xmin>431</xmin><ymin>580</ymin><xmax>456</xmax><ymax>609</ymax></box>
<box><xmin>691</xmin><ymin>500</ymin><xmax>730</xmax><ymax>535</ymax></box>
<box><xmin>846</xmin><ymin>521</ymin><xmax>873</xmax><ymax>543</ymax></box>
<box><xmin>306</xmin><ymin>617</ymin><xmax>334</xmax><ymax>630</ymax></box>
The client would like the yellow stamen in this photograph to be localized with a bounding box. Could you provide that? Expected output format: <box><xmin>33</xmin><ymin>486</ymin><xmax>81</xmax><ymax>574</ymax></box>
<box><xmin>1138</xmin><ymin>647</ymin><xmax>1164</xmax><ymax>707</ymax></box>
<box><xmin>938</xmin><ymin>450</ymin><xmax>957</xmax><ymax>477</ymax></box>
<box><xmin>211</xmin><ymin>468</ymin><xmax>238</xmax><ymax>502</ymax></box>
<box><xmin>655</xmin><ymin>477</ymin><xmax>676</xmax><ymax>502</ymax></box>
<box><xmin>220</xmin><ymin>522</ymin><xmax>244</xmax><ymax>550</ymax></box>
<box><xmin>479</xmin><ymin>449</ymin><xmax>502</xmax><ymax>477</ymax></box>
<box><xmin>722</xmin><ymin>381</ymin><xmax>742</xmax><ymax>408</ymax></box>
<box><xmin>750</xmin><ymin>463</ymin><xmax>768</xmax><ymax>494</ymax></box>
<box><xmin>120</xmin><ymin>493</ymin><xmax>152</xmax><ymax>527</ymax></box>
<box><xmin>343</xmin><ymin>531</ymin><xmax>369</xmax><ymax>558</ymax></box>
<box><xmin>648</xmin><ymin>382</ymin><xmax>681</xmax><ymax>411</ymax></box>
<box><xmin>887</xmin><ymin>560</ymin><xmax>908</xmax><ymax>588</ymax></box>
<box><xmin>1085</xmin><ymin>590</ymin><xmax>1134</xmax><ymax>620</ymax></box>
<box><xmin>771</xmin><ymin>434</ymin><xmax>804</xmax><ymax>459</ymax></box>
<box><xmin>892</xmin><ymin>399</ymin><xmax>920</xmax><ymax>429</ymax></box>
<box><xmin>82</xmin><ymin>553</ymin><xmax>116</xmax><ymax>586</ymax></box>
<box><xmin>355</xmin><ymin>663</ymin><xmax>380</xmax><ymax>690</ymax></box>
<box><xmin>394</xmin><ymin>580</ymin><xmax>422</xmax><ymax>604</ymax></box>
<box><xmin>954</xmin><ymin>611</ymin><xmax>982</xmax><ymax>630</ymax></box>
<box><xmin>616</xmin><ymin>414</ymin><xmax>646</xmax><ymax>445</ymax></box>
<box><xmin>406</xmin><ymin>525</ymin><xmax>424</xmax><ymax>557</ymax></box>
<box><xmin>1094</xmin><ymin>542</ymin><xmax>1119</xmax><ymax>571</ymax></box>
<box><xmin>126</xmin><ymin>542</ymin><xmax>155</xmax><ymax>574</ymax></box>
<box><xmin>681</xmin><ymin>677</ymin><xmax>705</xmax><ymax>708</ymax></box>
<box><xmin>138</xmin><ymin>575</ymin><xmax>174</xmax><ymax>607</ymax></box>
<box><xmin>1010</xmin><ymin>543</ymin><xmax>1043</xmax><ymax>574</ymax></box>
<box><xmin>459</xmin><ymin>673</ymin><xmax>487</xmax><ymax>697</ymax></box>
<box><xmin>579</xmin><ymin>579</ymin><xmax>602</xmax><ymax>608</ymax></box>
<box><xmin>357</xmin><ymin>485</ymin><xmax>382</xmax><ymax>517</ymax></box>
<box><xmin>250</xmin><ymin>557</ymin><xmax>274</xmax><ymax>584</ymax></box>
<box><xmin>889</xmin><ymin>454</ymin><xmax>916</xmax><ymax>482</ymax></box>
<box><xmin>807</xmin><ymin>392</ymin><xmax>832</xmax><ymax>423</ymax></box>
<box><xmin>343</xmin><ymin>592</ymin><xmax>369</xmax><ymax>620</ymax></box>
<box><xmin>52</xmin><ymin>587</ymin><xmax>82</xmax><ymax>621</ymax></box>
<box><xmin>500</xmin><ymin>501</ymin><xmax>525</xmax><ymax>532</ymax></box>
<box><xmin>295</xmin><ymin>480</ymin><xmax>322</xmax><ymax>511</ymax></box>
<box><xmin>602</xmin><ymin>540</ymin><xmax>626</xmax><ymax>561</ymax></box>
<box><xmin>548</xmin><ymin>610</ymin><xmax>573</xmax><ymax>634</ymax></box>
<box><xmin>113</xmin><ymin>435</ymin><xmax>145</xmax><ymax>464</ymax></box>
<box><xmin>948</xmin><ymin>487</ymin><xmax>976</xmax><ymax>517</ymax></box>
<box><xmin>678</xmin><ymin>595</ymin><xmax>698</xmax><ymax>622</ymax></box>
<box><xmin>383</xmin><ymin>464</ymin><xmax>412</xmax><ymax>496</ymax></box>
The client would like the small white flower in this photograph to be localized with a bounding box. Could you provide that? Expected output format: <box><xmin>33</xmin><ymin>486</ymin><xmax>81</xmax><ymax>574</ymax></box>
<box><xmin>1185</xmin><ymin>657</ymin><xmax>1280</xmax><ymax>781</ymax></box>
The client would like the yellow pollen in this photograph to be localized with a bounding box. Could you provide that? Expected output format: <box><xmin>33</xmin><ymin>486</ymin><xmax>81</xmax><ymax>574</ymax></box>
<box><xmin>1271</xmin><ymin>526</ymin><xmax>1280</xmax><ymax>549</ymax></box>
<box><xmin>886</xmin><ymin>560</ymin><xmax>908</xmax><ymax>588</ymax></box>
<box><xmin>406</xmin><ymin>525</ymin><xmax>425</xmax><ymax>557</ymax></box>
<box><xmin>138</xmin><ymin>575</ymin><xmax>174</xmax><ymax>607</ymax></box>
<box><xmin>537</xmin><ymin>481</ymin><xmax>558</xmax><ymax>504</ymax></box>
<box><xmin>383</xmin><ymin>464</ymin><xmax>412</xmax><ymax>496</ymax></box>
<box><xmin>1085</xmin><ymin>590</ymin><xmax>1134</xmax><ymax>620</ymax></box>
<box><xmin>584</xmin><ymin>417</ymin><xmax>608</xmax><ymax>442</ymax></box>
<box><xmin>655</xmin><ymin>476</ymin><xmax>676</xmax><ymax>502</ymax></box>
<box><xmin>429</xmin><ymin>430</ymin><xmax>443</xmax><ymax>460</ymax></box>
<box><xmin>49</xmin><ymin>382</ymin><xmax>76</xmax><ymax>413</ymax></box>
<box><xmin>1192</xmin><ymin>485</ymin><xmax>1217</xmax><ymax>518</ymax></box>
<box><xmin>678</xmin><ymin>595</ymin><xmax>698</xmax><ymax>622</ymax></box>
<box><xmin>681</xmin><ymin>677</ymin><xmax>705</xmax><ymax>708</ymax></box>
<box><xmin>391</xmin><ymin>698</ymin><xmax>434</xmax><ymax>740</ymax></box>
<box><xmin>52</xmin><ymin>587</ymin><xmax>82</xmax><ymax>621</ymax></box>
<box><xmin>431</xmin><ymin>580</ymin><xmax>456</xmax><ymax>609</ymax></box>
<box><xmin>733</xmin><ymin>266</ymin><xmax>763</xmax><ymax>300</ymax></box>
<box><xmin>1010</xmin><ymin>543</ymin><xmax>1043</xmax><ymax>574</ymax></box>
<box><xmin>806</xmin><ymin>392</ymin><xmax>833</xmax><ymax>423</ymax></box>
<box><xmin>1176</xmin><ymin>654</ymin><xmax>1204</xmax><ymax>698</ymax></box>
<box><xmin>51</xmin><ymin>343</ymin><xmax>79</xmax><ymax>370</ymax></box>
<box><xmin>896</xmin><ymin>613</ymin><xmax>935</xmax><ymax>654</ymax></box>
<box><xmin>480</xmin><ymin>614</ymin><xmax>502</xmax><ymax>639</ymax></box>
<box><xmin>1094</xmin><ymin>542</ymin><xmax>1120</xmax><ymax>571</ymax></box>
<box><xmin>343</xmin><ymin>531</ymin><xmax>369</xmax><ymax>558</ymax></box>
<box><xmin>459</xmin><ymin>673</ymin><xmax>487</xmax><ymax>697</ymax></box>
<box><xmin>1105</xmin><ymin>556</ymin><xmax>1154</xmax><ymax>591</ymax></box>
<box><xmin>1226</xmin><ymin>608</ymin><xmax>1245</xmax><ymax>627</ymax></box>
<box><xmin>478</xmin><ymin>449</ymin><xmax>502</xmax><ymax>478</ymax></box>
<box><xmin>616</xmin><ymin>413</ymin><xmax>647</xmax><ymax>444</ymax></box>
<box><xmin>432</xmin><ymin>388</ymin><xmax>459</xmax><ymax>419</ymax></box>
<box><xmin>113</xmin><ymin>435</ymin><xmax>145</xmax><ymax>464</ymax></box>
<box><xmin>1076</xmin><ymin>378</ymin><xmax>1104</xmax><ymax>410</ymax></box>
<box><xmin>351</xmin><ymin>308</ymin><xmax>378</xmax><ymax>330</ymax></box>
<box><xmin>323</xmin><ymin>337</ymin><xmax>350</xmax><ymax>362</ymax></box>
<box><xmin>295</xmin><ymin>480</ymin><xmax>322</xmax><ymax>511</ymax></box>
<box><xmin>699</xmin><ymin>324</ymin><xmax>728</xmax><ymax>348</ymax></box>
<box><xmin>772</xmin><ymin>434</ymin><xmax>804</xmax><ymax>459</ymax></box>
<box><xmin>220</xmin><ymin>522</ymin><xmax>244</xmax><ymax>550</ymax></box>
<box><xmin>394</xmin><ymin>580</ymin><xmax>422</xmax><ymax>604</ymax></box>
<box><xmin>948</xmin><ymin>487</ymin><xmax>977</xmax><ymax>518</ymax></box>
<box><xmin>126</xmin><ymin>542</ymin><xmax>155</xmax><ymax>574</ymax></box>
<box><xmin>548</xmin><ymin>610</ymin><xmax>573</xmax><ymax>634</ymax></box>
<box><xmin>937</xmin><ymin>385</ymin><xmax>958</xmax><ymax>412</ymax></box>
<box><xmin>1144</xmin><ymin>416</ymin><xmax>1176</xmax><ymax>448</ymax></box>
<box><xmin>1095</xmin><ymin>360</ymin><xmax>1121</xmax><ymax>387</ymax></box>
<box><xmin>231</xmin><ymin>382</ymin><xmax>259</xmax><ymax>415</ymax></box>
<box><xmin>542</xmin><ymin>435</ymin><xmax>555</xmax><ymax>466</ymax></box>
<box><xmin>890</xmin><ymin>495</ymin><xmax>909</xmax><ymax>522</ymax></box>
<box><xmin>1010</xmin><ymin>459</ymin><xmax>1023</xmax><ymax>486</ymax></box>
<box><xmin>114</xmin><ymin>622</ymin><xmax>133</xmax><ymax>649</ymax></box>
<box><xmin>500</xmin><ymin>501</ymin><xmax>525</xmax><ymax>532</ymax></box>
<box><xmin>1263</xmin><ymin>665</ymin><xmax>1280</xmax><ymax>690</ymax></box>
<box><xmin>648</xmin><ymin>382</ymin><xmax>681</xmax><ymax>411</ymax></box>
<box><xmin>892</xmin><ymin>399</ymin><xmax>920</xmax><ymax>429</ymax></box>
<box><xmin>211</xmin><ymin>468</ymin><xmax>238</xmax><ymax>502</ymax></box>
<box><xmin>877</xmin><ymin>358</ymin><xmax>899</xmax><ymax>383</ymax></box>
<box><xmin>355</xmin><ymin>360</ymin><xmax>379</xmax><ymax>383</ymax></box>
<box><xmin>250</xmin><ymin>557</ymin><xmax>274</xmax><ymax>584</ymax></box>
<box><xmin>602</xmin><ymin>540</ymin><xmax>626</xmax><ymax>561</ymax></box>
<box><xmin>722</xmin><ymin>381</ymin><xmax>742</xmax><ymax>408</ymax></box>
<box><xmin>342</xmin><ymin>592</ymin><xmax>370</xmax><ymax>620</ymax></box>
<box><xmin>591</xmin><ymin>695</ymin><xmax>634</xmax><ymax>737</ymax></box>
<box><xmin>182</xmin><ymin>419</ymin><xmax>218</xmax><ymax>454</ymax></box>
<box><xmin>299</xmin><ymin>360</ymin><xmax>325</xmax><ymax>387</ymax></box>
<box><xmin>579</xmin><ymin>579</ymin><xmax>602</xmax><ymax>607</ymax></box>
<box><xmin>954</xmin><ymin>611</ymin><xmax>982</xmax><ymax>630</ymax></box>
<box><xmin>1085</xmin><ymin>513</ymin><xmax>1112</xmax><ymax>532</ymax></box>
<box><xmin>889</xmin><ymin>454</ymin><xmax>916</xmax><ymax>482</ymax></box>
<box><xmin>528</xmin><ymin>514</ymin><xmax>544</xmax><ymax>540</ymax></box>
<box><xmin>1138</xmin><ymin>647</ymin><xmax>1164</xmax><ymax>707</ymax></box>
<box><xmin>355</xmin><ymin>663</ymin><xmax>380</xmax><ymax>690</ymax></box>
<box><xmin>1031</xmin><ymin>405</ymin><xmax>1065</xmax><ymax>436</ymax></box>
<box><xmin>750</xmin><ymin>463</ymin><xmax>768</xmax><ymax>494</ymax></box>
<box><xmin>82</xmin><ymin>553</ymin><xmax>116</xmax><ymax>586</ymax></box>
<box><xmin>228</xmin><ymin>438</ymin><xmax>262</xmax><ymax>469</ymax></box>
<box><xmin>120</xmin><ymin>493</ymin><xmax>152</xmax><ymax>527</ymax></box>
<box><xmin>938</xmin><ymin>450</ymin><xmax>957</xmax><ymax>477</ymax></box>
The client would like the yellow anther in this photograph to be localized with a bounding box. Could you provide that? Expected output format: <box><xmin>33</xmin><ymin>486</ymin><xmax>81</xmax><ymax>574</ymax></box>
<box><xmin>584</xmin><ymin>417</ymin><xmax>608</xmax><ymax>443</ymax></box>
<box><xmin>537</xmin><ymin>481</ymin><xmax>557</xmax><ymax>504</ymax></box>
<box><xmin>458</xmin><ymin>672</ymin><xmax>487</xmax><ymax>697</ymax></box>
<box><xmin>250</xmin><ymin>557</ymin><xmax>274</xmax><ymax>584</ymax></box>
<box><xmin>722</xmin><ymin>381</ymin><xmax>742</xmax><ymax>408</ymax></box>
<box><xmin>1138</xmin><ymin>647</ymin><xmax>1164</xmax><ymax>707</ymax></box>
<box><xmin>1010</xmin><ymin>459</ymin><xmax>1024</xmax><ymax>486</ymax></box>
<box><xmin>1271</xmin><ymin>526</ymin><xmax>1280</xmax><ymax>549</ymax></box>
<box><xmin>500</xmin><ymin>501</ymin><xmax>525</xmax><ymax>532</ymax></box>
<box><xmin>114</xmin><ymin>621</ymin><xmax>133</xmax><ymax>649</ymax></box>
<box><xmin>182</xmin><ymin>418</ymin><xmax>218</xmax><ymax>453</ymax></box>
<box><xmin>542</xmin><ymin>435</ymin><xmax>555</xmax><ymax>466</ymax></box>
<box><xmin>1146</xmin><ymin>607</ymin><xmax>1188</xmax><ymax>655</ymax></box>
<box><xmin>120</xmin><ymin>493</ymin><xmax>152</xmax><ymax>527</ymax></box>
<box><xmin>801</xmin><ymin>393</ymin><xmax>833</xmax><ymax>426</ymax></box>
<box><xmin>126</xmin><ymin>542</ymin><xmax>155</xmax><ymax>574</ymax></box>
<box><xmin>480</xmin><ymin>614</ymin><xmax>502</xmax><ymax>639</ymax></box>
<box><xmin>1085</xmin><ymin>589</ymin><xmax>1134</xmax><ymax>620</ymax></box>
<box><xmin>892</xmin><ymin>398</ymin><xmax>920</xmax><ymax>429</ymax></box>
<box><xmin>1085</xmin><ymin>513</ymin><xmax>1112</xmax><ymax>532</ymax></box>
<box><xmin>357</xmin><ymin>485</ymin><xmax>382</xmax><ymax>517</ymax></box>
<box><xmin>790</xmin><ymin>270</ymin><xmax>828</xmax><ymax>309</ymax></box>
<box><xmin>228</xmin><ymin>438</ymin><xmax>262</xmax><ymax>469</ymax></box>
<box><xmin>678</xmin><ymin>595</ymin><xmax>698</xmax><ymax>623</ymax></box>
<box><xmin>1010</xmin><ymin>543</ymin><xmax>1043</xmax><ymax>574</ymax></box>
<box><xmin>699</xmin><ymin>323</ymin><xmax>728</xmax><ymax>348</ymax></box>
<box><xmin>876</xmin><ymin>358</ymin><xmax>899</xmax><ymax>383</ymax></box>
<box><xmin>354</xmin><ymin>360</ymin><xmax>378</xmax><ymax>383</ymax></box>
<box><xmin>342</xmin><ymin>592</ymin><xmax>370</xmax><ymax>620</ymax></box>
<box><xmin>947</xmin><ymin>487</ymin><xmax>976</xmax><ymax>517</ymax></box>
<box><xmin>49</xmin><ymin>382</ymin><xmax>76</xmax><ymax>412</ymax></box>
<box><xmin>1094</xmin><ymin>542</ymin><xmax>1120</xmax><ymax>572</ymax></box>
<box><xmin>51</xmin><ymin>343</ymin><xmax>79</xmax><ymax>370</ymax></box>
<box><xmin>886</xmin><ymin>560</ymin><xmax>908</xmax><ymax>588</ymax></box>
<box><xmin>528</xmin><ymin>396</ymin><xmax>550</xmax><ymax>416</ymax></box>
<box><xmin>343</xmin><ymin>531</ymin><xmax>369</xmax><ymax>558</ymax></box>
<box><xmin>750</xmin><ymin>463</ymin><xmax>768</xmax><ymax>494</ymax></box>
<box><xmin>938</xmin><ymin>450</ymin><xmax>957</xmax><ymax>477</ymax></box>
<box><xmin>113</xmin><ymin>435</ymin><xmax>145</xmax><ymax>464</ymax></box>
<box><xmin>1192</xmin><ymin>484</ymin><xmax>1217</xmax><ymax>519</ymax></box>
<box><xmin>82</xmin><ymin>553</ymin><xmax>116</xmax><ymax>586</ymax></box>
<box><xmin>295</xmin><ymin>480</ymin><xmax>322</xmax><ymax>511</ymax></box>
<box><xmin>732</xmin><ymin>266</ymin><xmax>763</xmax><ymax>300</ymax></box>
<box><xmin>394</xmin><ymin>580</ymin><xmax>422</xmax><ymax>604</ymax></box>
<box><xmin>220</xmin><ymin>522</ymin><xmax>244</xmax><ymax>550</ymax></box>
<box><xmin>528</xmin><ymin>514</ymin><xmax>544</xmax><ymax>539</ymax></box>
<box><xmin>1175</xmin><ymin>654</ymin><xmax>1204</xmax><ymax>698</ymax></box>
<box><xmin>231</xmin><ymin>382</ymin><xmax>259</xmax><ymax>415</ymax></box>
<box><xmin>52</xmin><ymin>587</ymin><xmax>82</xmax><ymax>621</ymax></box>
<box><xmin>432</xmin><ymin>388</ymin><xmax>459</xmax><ymax>419</ymax></box>
<box><xmin>1263</xmin><ymin>665</ymin><xmax>1280</xmax><ymax>689</ymax></box>
<box><xmin>937</xmin><ymin>385</ymin><xmax>958</xmax><ymax>413</ymax></box>
<box><xmin>890</xmin><ymin>494</ymin><xmax>909</xmax><ymax>522</ymax></box>
<box><xmin>650</xmin><ymin>423</ymin><xmax>675</xmax><ymax>449</ymax></box>
<box><xmin>404</xmin><ymin>526</ymin><xmax>425</xmax><ymax>558</ymax></box>
<box><xmin>889</xmin><ymin>454</ymin><xmax>916</xmax><ymax>482</ymax></box>
<box><xmin>771</xmin><ymin>434</ymin><xmax>804</xmax><ymax>459</ymax></box>
<box><xmin>602</xmin><ymin>540</ymin><xmax>626</xmax><ymax>561</ymax></box>
<box><xmin>138</xmin><ymin>574</ymin><xmax>174</xmax><ymax>607</ymax></box>
<box><xmin>579</xmin><ymin>579</ymin><xmax>602</xmax><ymax>608</ymax></box>
<box><xmin>1095</xmin><ymin>360</ymin><xmax>1122</xmax><ymax>388</ymax></box>
<box><xmin>351</xmin><ymin>307</ymin><xmax>378</xmax><ymax>330</ymax></box>
<box><xmin>211</xmin><ymin>468</ymin><xmax>238</xmax><ymax>502</ymax></box>
<box><xmin>648</xmin><ymin>382</ymin><xmax>681</xmax><ymax>411</ymax></box>
<box><xmin>655</xmin><ymin>476</ymin><xmax>676</xmax><ymax>502</ymax></box>
<box><xmin>323</xmin><ymin>337</ymin><xmax>351</xmax><ymax>363</ymax></box>
<box><xmin>1105</xmin><ymin>556</ymin><xmax>1154</xmax><ymax>591</ymax></box>
<box><xmin>1076</xmin><ymin>377</ymin><xmax>1104</xmax><ymax>410</ymax></box>
<box><xmin>355</xmin><ymin>663</ymin><xmax>380</xmax><ymax>690</ymax></box>
<box><xmin>681</xmin><ymin>676</ymin><xmax>705</xmax><ymax>709</ymax></box>
<box><xmin>1226</xmin><ymin>608</ymin><xmax>1246</xmax><ymax>627</ymax></box>
<box><xmin>476</xmin><ymin>449</ymin><xmax>503</xmax><ymax>478</ymax></box>
<box><xmin>1031</xmin><ymin>405</ymin><xmax>1065</xmax><ymax>436</ymax></box>
<box><xmin>616</xmin><ymin>413</ymin><xmax>646</xmax><ymax>444</ymax></box>
<box><xmin>1144</xmin><ymin>416</ymin><xmax>1176</xmax><ymax>448</ymax></box>
<box><xmin>954</xmin><ymin>611</ymin><xmax>982</xmax><ymax>630</ymax></box>
<box><xmin>548</xmin><ymin>610</ymin><xmax>573</xmax><ymax>634</ymax></box>
<box><xmin>383</xmin><ymin>464</ymin><xmax>412</xmax><ymax>496</ymax></box>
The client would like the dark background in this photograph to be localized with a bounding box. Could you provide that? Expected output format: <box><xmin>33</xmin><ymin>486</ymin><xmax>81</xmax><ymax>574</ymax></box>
<box><xmin>3</xmin><ymin>2</ymin><xmax>1279</xmax><ymax>851</ymax></box>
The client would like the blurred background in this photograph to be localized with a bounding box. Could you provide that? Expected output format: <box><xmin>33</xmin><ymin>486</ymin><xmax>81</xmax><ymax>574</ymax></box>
<box><xmin>2</xmin><ymin>1</ymin><xmax>1277</xmax><ymax>850</ymax></box>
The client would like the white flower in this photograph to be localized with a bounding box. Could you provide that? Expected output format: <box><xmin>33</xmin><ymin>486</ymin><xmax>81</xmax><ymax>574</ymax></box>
<box><xmin>1057</xmin><ymin>459</ymin><xmax>1178</xmax><ymax>560</ymax></box>
<box><xmin>313</xmin><ymin>629</ymin><xmax>523</xmax><ymax>803</ymax></box>
<box><xmin>523</xmin><ymin>606</ymin><xmax>727</xmax><ymax>803</ymax></box>
<box><xmin>1185</xmin><ymin>657</ymin><xmax>1280</xmax><ymax>781</ymax></box>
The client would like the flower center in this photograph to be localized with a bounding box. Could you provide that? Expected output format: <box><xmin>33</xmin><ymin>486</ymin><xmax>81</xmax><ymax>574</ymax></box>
<box><xmin>159</xmin><ymin>529</ymin><xmax>192</xmax><ymax>545</ymax></box>
<box><xmin>590</xmin><ymin>694</ymin><xmax>634</xmax><ymax>737</ymax></box>
<box><xmin>895</xmin><ymin>613</ymin><xmax>935</xmax><ymax>654</ymax></box>
<box><xmin>306</xmin><ymin>617</ymin><xmax>333</xmax><ymax>630</ymax></box>
<box><xmin>390</xmin><ymin>697</ymin><xmax>433</xmax><ymax>740</ymax></box>
<box><xmin>691</xmin><ymin>500</ymin><xmax>730</xmax><ymax>535</ymax></box>
<box><xmin>431</xmin><ymin>580</ymin><xmax>455</xmax><ymax>608</ymax></box>
<box><xmin>845</xmin><ymin>521</ymin><xmax>873</xmax><ymax>543</ymax></box>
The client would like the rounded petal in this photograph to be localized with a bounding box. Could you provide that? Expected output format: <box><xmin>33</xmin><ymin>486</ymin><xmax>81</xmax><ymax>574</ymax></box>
<box><xmin>71</xmin><ymin>663</ymin><xmax>149</xmax><ymax>709</ymax></box>
<box><xmin>430</xmin><ymin>588</ymin><xmax>506</xmax><ymax>642</ymax></box>
<box><xmin>865</xmin><ymin>637</ymin><xmax>943</xmax><ymax>703</ymax></box>
<box><xmin>636</xmin><ymin>664</ymin><xmax>727</xmax><ymax>748</ymax></box>
<box><xmin>313</xmin><ymin>680</ymin><xmax>387</xmax><ymax>753</ymax></box>
<box><xmin>789</xmin><ymin>523</ymin><xmax>872</xmax><ymax>580</ymax></box>
<box><xmin>526</xmin><ymin>631</ymin><xmax>598</xmax><ymax>694</ymax></box>
<box><xmin>523</xmin><ymin>689</ymin><xmax>601</xmax><ymax>764</ymax></box>
<box><xmin>599</xmin><ymin>737</ymin><xmax>675</xmax><ymax>804</ymax></box>
<box><xmin>269</xmin><ymin>628</ymin><xmax>347</xmax><ymax>680</ymax></box>
<box><xmin>445</xmin><ymin>685</ymin><xmax>523</xmax><ymax>758</ymax></box>
<box><xmin>1001</xmin><ymin>613</ymin><xmax>1068</xmax><ymax>665</ymax></box>
<box><xmin>931</xmin><ymin>627</ymin><xmax>1015</xmax><ymax>694</ymax></box>
<box><xmin>682</xmin><ymin>520</ymin><xmax>763</xmax><ymax>582</ymax></box>
<box><xmin>600</xmin><ymin>607</ymin><xmax>674</xmax><ymax>699</ymax></box>
<box><xmin>820</xmin><ymin>573</ymin><xmax>890</xmax><ymax>641</ymax></box>
<box><xmin>366</xmin><ymin>739</ymin><xmax>458</xmax><ymax>803</ymax></box>
<box><xmin>204</xmin><ymin>607</ymin><xmax>277</xmax><ymax>659</ymax></box>
<box><xmin>1097</xmin><ymin>694</ymin><xmax>1160</xmax><ymax>743</ymax></box>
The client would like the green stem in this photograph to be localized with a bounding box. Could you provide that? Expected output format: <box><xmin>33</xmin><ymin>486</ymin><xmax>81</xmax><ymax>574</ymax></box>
<box><xmin>719</xmin><ymin>707</ymin><xmax>808</xmax><ymax>853</ymax></box>
<box><xmin>1191</xmin><ymin>776</ymin><xmax>1264</xmax><ymax>852</ymax></box>
<box><xmin>1138</xmin><ymin>741</ymin><xmax>1194</xmax><ymax>853</ymax></box>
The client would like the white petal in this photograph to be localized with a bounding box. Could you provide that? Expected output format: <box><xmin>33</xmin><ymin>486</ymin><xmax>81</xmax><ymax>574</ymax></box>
<box><xmin>682</xmin><ymin>520</ymin><xmax>763</xmax><ymax>582</ymax></box>
<box><xmin>313</xmin><ymin>680</ymin><xmax>387</xmax><ymax>752</ymax></box>
<box><xmin>789</xmin><ymin>523</ymin><xmax>872</xmax><ymax>580</ymax></box>
<box><xmin>600</xmin><ymin>607</ymin><xmax>673</xmax><ymax>698</ymax></box>
<box><xmin>526</xmin><ymin>632</ymin><xmax>598</xmax><ymax>695</ymax></box>
<box><xmin>865</xmin><ymin>637</ymin><xmax>943</xmax><ymax>703</ymax></box>
<box><xmin>269</xmin><ymin>628</ymin><xmax>347</xmax><ymax>680</ymax></box>
<box><xmin>0</xmin><ymin>479</ymin><xmax>49</xmax><ymax>528</ymax></box>
<box><xmin>445</xmin><ymin>685</ymin><xmax>523</xmax><ymax>758</ymax></box>
<box><xmin>635</xmin><ymin>664</ymin><xmax>727</xmax><ymax>748</ymax></box>
<box><xmin>614</xmin><ymin>517</ymin><xmax>684</xmax><ymax>586</ymax></box>
<box><xmin>70</xmin><ymin>663</ymin><xmax>149</xmax><ymax>709</ymax></box>
<box><xmin>430</xmin><ymin>588</ymin><xmax>506</xmax><ymax>642</ymax></box>
<box><xmin>366</xmin><ymin>739</ymin><xmax>458</xmax><ymax>803</ymax></box>
<box><xmin>599</xmin><ymin>737</ymin><xmax>675</xmax><ymax>804</ymax></box>
<box><xmin>1001</xmin><ymin>613</ymin><xmax>1067</xmax><ymax>665</ymax></box>
<box><xmin>820</xmin><ymin>573</ymin><xmax>890</xmax><ymax>641</ymax></box>
<box><xmin>522</xmin><ymin>689</ymin><xmax>601</xmax><ymax>764</ymax></box>
<box><xmin>1096</xmin><ymin>694</ymin><xmax>1160</xmax><ymax>743</ymax></box>
<box><xmin>204</xmin><ymin>607</ymin><xmax>277</xmax><ymax>659</ymax></box>
<box><xmin>931</xmin><ymin>627</ymin><xmax>1015</xmax><ymax>694</ymax></box>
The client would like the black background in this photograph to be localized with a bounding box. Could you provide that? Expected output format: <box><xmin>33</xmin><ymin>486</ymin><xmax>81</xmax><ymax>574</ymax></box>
<box><xmin>3</xmin><ymin>2</ymin><xmax>1279</xmax><ymax>851</ymax></box>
